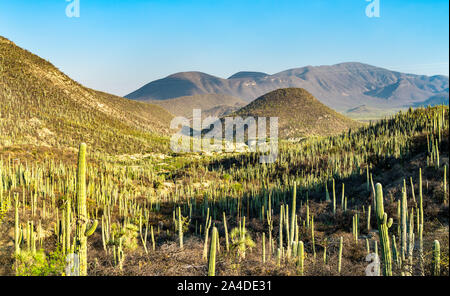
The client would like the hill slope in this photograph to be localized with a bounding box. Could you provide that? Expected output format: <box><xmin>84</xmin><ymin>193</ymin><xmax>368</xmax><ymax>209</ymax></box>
<box><xmin>125</xmin><ymin>63</ymin><xmax>449</xmax><ymax>111</ymax></box>
<box><xmin>149</xmin><ymin>94</ymin><xmax>246</xmax><ymax>118</ymax></box>
<box><xmin>0</xmin><ymin>36</ymin><xmax>173</xmax><ymax>154</ymax></box>
<box><xmin>233</xmin><ymin>88</ymin><xmax>361</xmax><ymax>138</ymax></box>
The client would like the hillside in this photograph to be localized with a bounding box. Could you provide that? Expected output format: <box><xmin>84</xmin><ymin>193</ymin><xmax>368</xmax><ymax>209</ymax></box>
<box><xmin>413</xmin><ymin>93</ymin><xmax>449</xmax><ymax>107</ymax></box>
<box><xmin>149</xmin><ymin>94</ymin><xmax>246</xmax><ymax>118</ymax></box>
<box><xmin>0</xmin><ymin>36</ymin><xmax>173</xmax><ymax>154</ymax></box>
<box><xmin>233</xmin><ymin>88</ymin><xmax>361</xmax><ymax>138</ymax></box>
<box><xmin>125</xmin><ymin>63</ymin><xmax>449</xmax><ymax>111</ymax></box>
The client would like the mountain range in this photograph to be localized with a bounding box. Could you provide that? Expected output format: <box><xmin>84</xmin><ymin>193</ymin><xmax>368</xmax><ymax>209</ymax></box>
<box><xmin>149</xmin><ymin>94</ymin><xmax>246</xmax><ymax>118</ymax></box>
<box><xmin>125</xmin><ymin>63</ymin><xmax>449</xmax><ymax>112</ymax></box>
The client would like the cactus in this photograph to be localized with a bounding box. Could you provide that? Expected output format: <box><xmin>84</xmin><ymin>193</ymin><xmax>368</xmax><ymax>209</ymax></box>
<box><xmin>262</xmin><ymin>232</ymin><xmax>266</xmax><ymax>263</ymax></box>
<box><xmin>279</xmin><ymin>205</ymin><xmax>283</xmax><ymax>251</ymax></box>
<box><xmin>374</xmin><ymin>183</ymin><xmax>393</xmax><ymax>276</ymax></box>
<box><xmin>151</xmin><ymin>225</ymin><xmax>156</xmax><ymax>251</ymax></box>
<box><xmin>223</xmin><ymin>212</ymin><xmax>229</xmax><ymax>252</ymax></box>
<box><xmin>338</xmin><ymin>236</ymin><xmax>343</xmax><ymax>274</ymax></box>
<box><xmin>432</xmin><ymin>240</ymin><xmax>440</xmax><ymax>276</ymax></box>
<box><xmin>75</xmin><ymin>143</ymin><xmax>97</xmax><ymax>276</ymax></box>
<box><xmin>353</xmin><ymin>213</ymin><xmax>358</xmax><ymax>244</ymax></box>
<box><xmin>297</xmin><ymin>241</ymin><xmax>304</xmax><ymax>275</ymax></box>
<box><xmin>444</xmin><ymin>165</ymin><xmax>447</xmax><ymax>202</ymax></box>
<box><xmin>208</xmin><ymin>227</ymin><xmax>218</xmax><ymax>276</ymax></box>
<box><xmin>332</xmin><ymin>179</ymin><xmax>336</xmax><ymax>215</ymax></box>
<box><xmin>401</xmin><ymin>188</ymin><xmax>408</xmax><ymax>261</ymax></box>
<box><xmin>290</xmin><ymin>182</ymin><xmax>296</xmax><ymax>245</ymax></box>
<box><xmin>178</xmin><ymin>206</ymin><xmax>183</xmax><ymax>249</ymax></box>
<box><xmin>14</xmin><ymin>195</ymin><xmax>20</xmax><ymax>257</ymax></box>
<box><xmin>311</xmin><ymin>215</ymin><xmax>316</xmax><ymax>259</ymax></box>
<box><xmin>64</xmin><ymin>197</ymin><xmax>71</xmax><ymax>254</ymax></box>
<box><xmin>202</xmin><ymin>208</ymin><xmax>212</xmax><ymax>261</ymax></box>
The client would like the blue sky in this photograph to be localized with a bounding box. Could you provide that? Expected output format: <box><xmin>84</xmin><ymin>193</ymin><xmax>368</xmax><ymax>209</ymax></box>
<box><xmin>0</xmin><ymin>0</ymin><xmax>448</xmax><ymax>96</ymax></box>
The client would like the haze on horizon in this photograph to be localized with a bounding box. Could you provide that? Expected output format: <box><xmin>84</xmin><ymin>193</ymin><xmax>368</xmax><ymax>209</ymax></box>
<box><xmin>0</xmin><ymin>0</ymin><xmax>448</xmax><ymax>97</ymax></box>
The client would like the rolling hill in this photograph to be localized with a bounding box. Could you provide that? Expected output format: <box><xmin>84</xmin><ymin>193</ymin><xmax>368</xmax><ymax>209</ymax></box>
<box><xmin>232</xmin><ymin>88</ymin><xmax>361</xmax><ymax>139</ymax></box>
<box><xmin>149</xmin><ymin>94</ymin><xmax>246</xmax><ymax>118</ymax></box>
<box><xmin>0</xmin><ymin>36</ymin><xmax>173</xmax><ymax>154</ymax></box>
<box><xmin>125</xmin><ymin>63</ymin><xmax>449</xmax><ymax>112</ymax></box>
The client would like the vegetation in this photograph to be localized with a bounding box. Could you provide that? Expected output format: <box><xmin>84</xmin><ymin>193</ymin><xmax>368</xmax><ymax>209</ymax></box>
<box><xmin>0</xmin><ymin>104</ymin><xmax>447</xmax><ymax>276</ymax></box>
<box><xmin>0</xmin><ymin>36</ymin><xmax>173</xmax><ymax>154</ymax></box>
<box><xmin>0</xmin><ymin>36</ymin><xmax>448</xmax><ymax>277</ymax></box>
<box><xmin>233</xmin><ymin>88</ymin><xmax>362</xmax><ymax>139</ymax></box>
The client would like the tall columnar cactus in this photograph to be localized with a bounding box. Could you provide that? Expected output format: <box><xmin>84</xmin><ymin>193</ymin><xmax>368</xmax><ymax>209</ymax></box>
<box><xmin>279</xmin><ymin>205</ymin><xmax>283</xmax><ymax>251</ymax></box>
<box><xmin>75</xmin><ymin>143</ymin><xmax>97</xmax><ymax>276</ymax></box>
<box><xmin>64</xmin><ymin>197</ymin><xmax>71</xmax><ymax>255</ymax></box>
<box><xmin>432</xmin><ymin>240</ymin><xmax>440</xmax><ymax>276</ymax></box>
<box><xmin>332</xmin><ymin>179</ymin><xmax>336</xmax><ymax>215</ymax></box>
<box><xmin>338</xmin><ymin>236</ymin><xmax>343</xmax><ymax>275</ymax></box>
<box><xmin>223</xmin><ymin>212</ymin><xmax>229</xmax><ymax>252</ymax></box>
<box><xmin>400</xmin><ymin>188</ymin><xmax>408</xmax><ymax>261</ymax></box>
<box><xmin>178</xmin><ymin>206</ymin><xmax>183</xmax><ymax>249</ymax></box>
<box><xmin>290</xmin><ymin>182</ymin><xmax>296</xmax><ymax>245</ymax></box>
<box><xmin>297</xmin><ymin>241</ymin><xmax>304</xmax><ymax>276</ymax></box>
<box><xmin>374</xmin><ymin>183</ymin><xmax>393</xmax><ymax>276</ymax></box>
<box><xmin>262</xmin><ymin>232</ymin><xmax>266</xmax><ymax>263</ymax></box>
<box><xmin>208</xmin><ymin>227</ymin><xmax>218</xmax><ymax>276</ymax></box>
<box><xmin>444</xmin><ymin>165</ymin><xmax>447</xmax><ymax>201</ymax></box>
<box><xmin>311</xmin><ymin>215</ymin><xmax>316</xmax><ymax>259</ymax></box>
<box><xmin>353</xmin><ymin>213</ymin><xmax>358</xmax><ymax>244</ymax></box>
<box><xmin>202</xmin><ymin>208</ymin><xmax>212</xmax><ymax>261</ymax></box>
<box><xmin>14</xmin><ymin>195</ymin><xmax>21</xmax><ymax>258</ymax></box>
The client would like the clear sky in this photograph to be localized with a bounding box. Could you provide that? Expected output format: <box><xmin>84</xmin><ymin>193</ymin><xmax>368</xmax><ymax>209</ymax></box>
<box><xmin>0</xmin><ymin>0</ymin><xmax>448</xmax><ymax>96</ymax></box>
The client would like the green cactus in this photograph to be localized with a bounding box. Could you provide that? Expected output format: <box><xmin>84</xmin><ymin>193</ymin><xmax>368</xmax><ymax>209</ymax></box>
<box><xmin>374</xmin><ymin>183</ymin><xmax>393</xmax><ymax>276</ymax></box>
<box><xmin>290</xmin><ymin>182</ymin><xmax>296</xmax><ymax>245</ymax></box>
<box><xmin>338</xmin><ymin>236</ymin><xmax>343</xmax><ymax>275</ymax></box>
<box><xmin>178</xmin><ymin>206</ymin><xmax>183</xmax><ymax>249</ymax></box>
<box><xmin>75</xmin><ymin>143</ymin><xmax>97</xmax><ymax>276</ymax></box>
<box><xmin>262</xmin><ymin>232</ymin><xmax>266</xmax><ymax>263</ymax></box>
<box><xmin>432</xmin><ymin>240</ymin><xmax>440</xmax><ymax>276</ymax></box>
<box><xmin>208</xmin><ymin>227</ymin><xmax>218</xmax><ymax>276</ymax></box>
<box><xmin>223</xmin><ymin>212</ymin><xmax>229</xmax><ymax>252</ymax></box>
<box><xmin>297</xmin><ymin>241</ymin><xmax>304</xmax><ymax>276</ymax></box>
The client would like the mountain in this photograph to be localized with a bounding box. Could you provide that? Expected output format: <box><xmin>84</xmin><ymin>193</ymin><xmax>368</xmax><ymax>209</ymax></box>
<box><xmin>228</xmin><ymin>71</ymin><xmax>269</xmax><ymax>79</ymax></box>
<box><xmin>412</xmin><ymin>92</ymin><xmax>449</xmax><ymax>107</ymax></box>
<box><xmin>231</xmin><ymin>88</ymin><xmax>361</xmax><ymax>139</ymax></box>
<box><xmin>0</xmin><ymin>36</ymin><xmax>173</xmax><ymax>154</ymax></box>
<box><xmin>125</xmin><ymin>63</ymin><xmax>449</xmax><ymax>112</ymax></box>
<box><xmin>149</xmin><ymin>94</ymin><xmax>246</xmax><ymax>118</ymax></box>
<box><xmin>344</xmin><ymin>105</ymin><xmax>401</xmax><ymax>122</ymax></box>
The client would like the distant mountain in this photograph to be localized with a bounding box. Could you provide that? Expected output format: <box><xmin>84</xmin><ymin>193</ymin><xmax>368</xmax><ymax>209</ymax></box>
<box><xmin>346</xmin><ymin>105</ymin><xmax>379</xmax><ymax>114</ymax></box>
<box><xmin>0</xmin><ymin>36</ymin><xmax>173</xmax><ymax>154</ymax></box>
<box><xmin>412</xmin><ymin>92</ymin><xmax>449</xmax><ymax>107</ymax></box>
<box><xmin>149</xmin><ymin>94</ymin><xmax>246</xmax><ymax>118</ymax></box>
<box><xmin>228</xmin><ymin>71</ymin><xmax>269</xmax><ymax>79</ymax></box>
<box><xmin>125</xmin><ymin>63</ymin><xmax>449</xmax><ymax>111</ymax></box>
<box><xmin>231</xmin><ymin>88</ymin><xmax>361</xmax><ymax>139</ymax></box>
<box><xmin>344</xmin><ymin>105</ymin><xmax>401</xmax><ymax>122</ymax></box>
